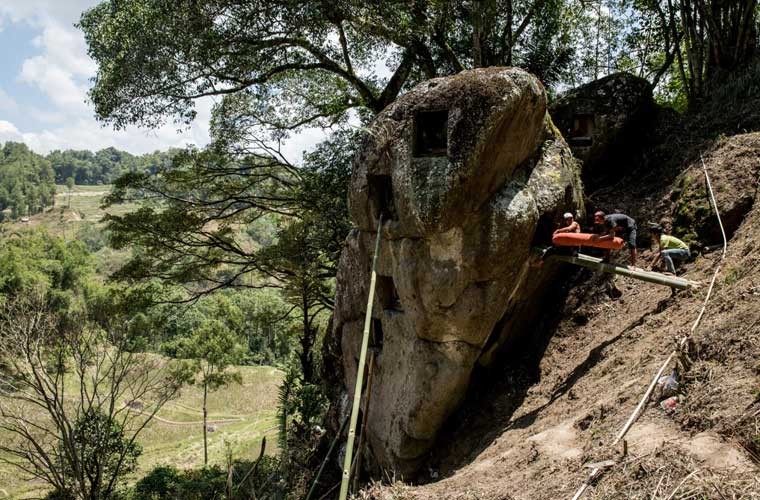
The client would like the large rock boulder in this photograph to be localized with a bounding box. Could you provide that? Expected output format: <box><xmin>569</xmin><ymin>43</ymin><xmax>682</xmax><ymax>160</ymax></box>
<box><xmin>330</xmin><ymin>67</ymin><xmax>583</xmax><ymax>477</ymax></box>
<box><xmin>550</xmin><ymin>72</ymin><xmax>656</xmax><ymax>189</ymax></box>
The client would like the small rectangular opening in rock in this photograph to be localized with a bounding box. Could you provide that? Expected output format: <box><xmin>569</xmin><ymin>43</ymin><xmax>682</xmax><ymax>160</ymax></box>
<box><xmin>368</xmin><ymin>174</ymin><xmax>397</xmax><ymax>221</ymax></box>
<box><xmin>413</xmin><ymin>110</ymin><xmax>448</xmax><ymax>157</ymax></box>
<box><xmin>377</xmin><ymin>275</ymin><xmax>402</xmax><ymax>312</ymax></box>
<box><xmin>569</xmin><ymin>113</ymin><xmax>594</xmax><ymax>147</ymax></box>
<box><xmin>371</xmin><ymin>318</ymin><xmax>384</xmax><ymax>350</ymax></box>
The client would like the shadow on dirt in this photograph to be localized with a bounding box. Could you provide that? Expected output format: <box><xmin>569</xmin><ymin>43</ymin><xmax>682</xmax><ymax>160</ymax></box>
<box><xmin>418</xmin><ymin>266</ymin><xmax>673</xmax><ymax>482</ymax></box>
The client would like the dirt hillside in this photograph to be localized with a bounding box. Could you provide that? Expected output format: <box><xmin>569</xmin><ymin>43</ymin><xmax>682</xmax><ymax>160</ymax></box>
<box><xmin>362</xmin><ymin>132</ymin><xmax>760</xmax><ymax>499</ymax></box>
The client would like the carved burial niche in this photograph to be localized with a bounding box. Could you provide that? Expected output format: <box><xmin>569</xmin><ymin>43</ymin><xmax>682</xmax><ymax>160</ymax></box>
<box><xmin>569</xmin><ymin>113</ymin><xmax>595</xmax><ymax>147</ymax></box>
<box><xmin>376</xmin><ymin>275</ymin><xmax>402</xmax><ymax>312</ymax></box>
<box><xmin>413</xmin><ymin>109</ymin><xmax>448</xmax><ymax>157</ymax></box>
<box><xmin>371</xmin><ymin>318</ymin><xmax>384</xmax><ymax>351</ymax></box>
<box><xmin>368</xmin><ymin>174</ymin><xmax>398</xmax><ymax>221</ymax></box>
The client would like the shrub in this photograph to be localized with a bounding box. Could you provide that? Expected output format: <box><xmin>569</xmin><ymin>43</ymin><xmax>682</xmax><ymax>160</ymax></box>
<box><xmin>133</xmin><ymin>457</ymin><xmax>282</xmax><ymax>500</ymax></box>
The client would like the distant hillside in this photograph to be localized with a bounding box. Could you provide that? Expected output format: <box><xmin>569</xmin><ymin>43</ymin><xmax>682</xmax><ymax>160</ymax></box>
<box><xmin>0</xmin><ymin>142</ymin><xmax>177</xmax><ymax>222</ymax></box>
<box><xmin>47</xmin><ymin>146</ymin><xmax>177</xmax><ymax>185</ymax></box>
<box><xmin>54</xmin><ymin>184</ymin><xmax>138</xmax><ymax>222</ymax></box>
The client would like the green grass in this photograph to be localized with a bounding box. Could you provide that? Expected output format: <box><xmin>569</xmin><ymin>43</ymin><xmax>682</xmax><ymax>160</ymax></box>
<box><xmin>0</xmin><ymin>184</ymin><xmax>139</xmax><ymax>237</ymax></box>
<box><xmin>0</xmin><ymin>365</ymin><xmax>283</xmax><ymax>499</ymax></box>
<box><xmin>55</xmin><ymin>184</ymin><xmax>139</xmax><ymax>221</ymax></box>
<box><xmin>57</xmin><ymin>184</ymin><xmax>113</xmax><ymax>193</ymax></box>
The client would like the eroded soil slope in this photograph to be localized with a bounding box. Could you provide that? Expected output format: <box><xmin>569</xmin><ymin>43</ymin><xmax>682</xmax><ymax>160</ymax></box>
<box><xmin>364</xmin><ymin>133</ymin><xmax>760</xmax><ymax>499</ymax></box>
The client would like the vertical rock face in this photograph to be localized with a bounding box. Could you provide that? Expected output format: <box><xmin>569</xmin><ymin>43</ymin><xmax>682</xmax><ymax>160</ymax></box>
<box><xmin>331</xmin><ymin>67</ymin><xmax>583</xmax><ymax>476</ymax></box>
<box><xmin>549</xmin><ymin>72</ymin><xmax>655</xmax><ymax>189</ymax></box>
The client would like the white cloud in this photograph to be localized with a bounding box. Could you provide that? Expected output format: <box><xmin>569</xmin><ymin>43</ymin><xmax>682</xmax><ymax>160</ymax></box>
<box><xmin>0</xmin><ymin>87</ymin><xmax>18</xmax><ymax>110</ymax></box>
<box><xmin>0</xmin><ymin>0</ymin><xmax>326</xmax><ymax>160</ymax></box>
<box><xmin>0</xmin><ymin>1</ymin><xmax>97</xmax><ymax>27</ymax></box>
<box><xmin>31</xmin><ymin>20</ymin><xmax>97</xmax><ymax>76</ymax></box>
<box><xmin>281</xmin><ymin>127</ymin><xmax>328</xmax><ymax>163</ymax></box>
<box><xmin>4</xmin><ymin>115</ymin><xmax>210</xmax><ymax>155</ymax></box>
<box><xmin>0</xmin><ymin>119</ymin><xmax>23</xmax><ymax>142</ymax></box>
<box><xmin>20</xmin><ymin>55</ymin><xmax>88</xmax><ymax>110</ymax></box>
<box><xmin>1</xmin><ymin>4</ymin><xmax>213</xmax><ymax>155</ymax></box>
<box><xmin>28</xmin><ymin>106</ymin><xmax>66</xmax><ymax>124</ymax></box>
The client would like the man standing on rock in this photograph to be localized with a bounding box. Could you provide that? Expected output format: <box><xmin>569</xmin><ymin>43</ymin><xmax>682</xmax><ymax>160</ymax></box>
<box><xmin>592</xmin><ymin>211</ymin><xmax>638</xmax><ymax>266</ymax></box>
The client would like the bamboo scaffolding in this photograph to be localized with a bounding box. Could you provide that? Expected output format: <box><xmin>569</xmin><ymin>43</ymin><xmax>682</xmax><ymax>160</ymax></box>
<box><xmin>550</xmin><ymin>253</ymin><xmax>700</xmax><ymax>290</ymax></box>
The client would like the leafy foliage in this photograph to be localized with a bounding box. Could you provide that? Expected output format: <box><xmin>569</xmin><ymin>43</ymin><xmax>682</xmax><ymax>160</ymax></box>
<box><xmin>47</xmin><ymin>147</ymin><xmax>176</xmax><ymax>185</ymax></box>
<box><xmin>172</xmin><ymin>319</ymin><xmax>246</xmax><ymax>394</ymax></box>
<box><xmin>277</xmin><ymin>366</ymin><xmax>328</xmax><ymax>431</ymax></box>
<box><xmin>0</xmin><ymin>142</ymin><xmax>56</xmax><ymax>220</ymax></box>
<box><xmin>77</xmin><ymin>0</ymin><xmax>586</xmax><ymax>147</ymax></box>
<box><xmin>169</xmin><ymin>317</ymin><xmax>245</xmax><ymax>465</ymax></box>
<box><xmin>0</xmin><ymin>229</ymin><xmax>92</xmax><ymax>311</ymax></box>
<box><xmin>133</xmin><ymin>457</ymin><xmax>282</xmax><ymax>500</ymax></box>
<box><xmin>570</xmin><ymin>0</ymin><xmax>759</xmax><ymax>109</ymax></box>
<box><xmin>101</xmin><ymin>127</ymin><xmax>354</xmax><ymax>382</ymax></box>
<box><xmin>67</xmin><ymin>409</ymin><xmax>143</xmax><ymax>492</ymax></box>
<box><xmin>0</xmin><ymin>295</ymin><xmax>189</xmax><ymax>500</ymax></box>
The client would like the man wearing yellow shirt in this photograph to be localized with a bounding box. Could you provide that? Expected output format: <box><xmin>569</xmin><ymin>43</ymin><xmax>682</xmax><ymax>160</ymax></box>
<box><xmin>649</xmin><ymin>225</ymin><xmax>690</xmax><ymax>275</ymax></box>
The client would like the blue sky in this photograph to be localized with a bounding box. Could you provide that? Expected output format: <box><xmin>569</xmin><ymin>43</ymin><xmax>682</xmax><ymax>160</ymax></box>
<box><xmin>0</xmin><ymin>1</ymin><xmax>330</xmax><ymax>159</ymax></box>
<box><xmin>0</xmin><ymin>0</ymin><xmax>215</xmax><ymax>155</ymax></box>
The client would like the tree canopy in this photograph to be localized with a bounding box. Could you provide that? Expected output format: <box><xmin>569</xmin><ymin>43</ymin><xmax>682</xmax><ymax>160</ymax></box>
<box><xmin>47</xmin><ymin>147</ymin><xmax>177</xmax><ymax>185</ymax></box>
<box><xmin>0</xmin><ymin>142</ymin><xmax>56</xmax><ymax>220</ymax></box>
<box><xmin>78</xmin><ymin>0</ymin><xmax>759</xmax><ymax>383</ymax></box>
<box><xmin>0</xmin><ymin>229</ymin><xmax>92</xmax><ymax>311</ymax></box>
<box><xmin>80</xmin><ymin>0</ymin><xmax>576</xmax><ymax>133</ymax></box>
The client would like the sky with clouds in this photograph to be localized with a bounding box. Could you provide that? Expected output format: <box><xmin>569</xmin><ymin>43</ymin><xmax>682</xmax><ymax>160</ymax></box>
<box><xmin>0</xmin><ymin>0</ymin><xmax>324</xmax><ymax>160</ymax></box>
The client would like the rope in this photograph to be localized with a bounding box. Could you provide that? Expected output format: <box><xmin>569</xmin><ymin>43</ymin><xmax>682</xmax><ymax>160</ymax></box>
<box><xmin>305</xmin><ymin>416</ymin><xmax>349</xmax><ymax>500</ymax></box>
<box><xmin>339</xmin><ymin>215</ymin><xmax>383</xmax><ymax>500</ymax></box>
<box><xmin>571</xmin><ymin>155</ymin><xmax>728</xmax><ymax>498</ymax></box>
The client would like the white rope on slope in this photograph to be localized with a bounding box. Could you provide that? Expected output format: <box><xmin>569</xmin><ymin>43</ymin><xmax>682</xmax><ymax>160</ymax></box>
<box><xmin>571</xmin><ymin>155</ymin><xmax>728</xmax><ymax>499</ymax></box>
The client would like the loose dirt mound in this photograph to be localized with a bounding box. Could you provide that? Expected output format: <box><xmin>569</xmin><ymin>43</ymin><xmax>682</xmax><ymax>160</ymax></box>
<box><xmin>362</xmin><ymin>134</ymin><xmax>760</xmax><ymax>499</ymax></box>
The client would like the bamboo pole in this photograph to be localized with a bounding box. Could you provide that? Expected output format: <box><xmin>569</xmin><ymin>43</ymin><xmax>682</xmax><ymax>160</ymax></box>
<box><xmin>339</xmin><ymin>215</ymin><xmax>383</xmax><ymax>500</ymax></box>
<box><xmin>351</xmin><ymin>350</ymin><xmax>376</xmax><ymax>494</ymax></box>
<box><xmin>551</xmin><ymin>253</ymin><xmax>700</xmax><ymax>290</ymax></box>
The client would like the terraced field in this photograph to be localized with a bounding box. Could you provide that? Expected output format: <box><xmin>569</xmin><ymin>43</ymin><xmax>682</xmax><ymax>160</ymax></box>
<box><xmin>0</xmin><ymin>365</ymin><xmax>283</xmax><ymax>499</ymax></box>
<box><xmin>54</xmin><ymin>184</ymin><xmax>138</xmax><ymax>220</ymax></box>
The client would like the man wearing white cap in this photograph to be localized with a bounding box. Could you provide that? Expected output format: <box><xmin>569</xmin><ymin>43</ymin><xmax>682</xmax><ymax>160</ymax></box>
<box><xmin>554</xmin><ymin>212</ymin><xmax>580</xmax><ymax>235</ymax></box>
<box><xmin>538</xmin><ymin>212</ymin><xmax>581</xmax><ymax>263</ymax></box>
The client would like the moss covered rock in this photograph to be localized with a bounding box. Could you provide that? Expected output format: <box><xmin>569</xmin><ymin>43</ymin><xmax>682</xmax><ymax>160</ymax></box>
<box><xmin>550</xmin><ymin>72</ymin><xmax>656</xmax><ymax>189</ymax></box>
<box><xmin>330</xmin><ymin>68</ymin><xmax>583</xmax><ymax>477</ymax></box>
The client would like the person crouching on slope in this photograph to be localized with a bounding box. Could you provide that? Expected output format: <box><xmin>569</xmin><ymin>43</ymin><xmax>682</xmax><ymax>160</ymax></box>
<box><xmin>648</xmin><ymin>224</ymin><xmax>690</xmax><ymax>275</ymax></box>
<box><xmin>592</xmin><ymin>211</ymin><xmax>638</xmax><ymax>266</ymax></box>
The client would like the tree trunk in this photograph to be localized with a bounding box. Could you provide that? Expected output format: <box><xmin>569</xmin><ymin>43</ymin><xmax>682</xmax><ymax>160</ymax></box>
<box><xmin>203</xmin><ymin>383</ymin><xmax>208</xmax><ymax>465</ymax></box>
<box><xmin>677</xmin><ymin>0</ymin><xmax>757</xmax><ymax>108</ymax></box>
<box><xmin>505</xmin><ymin>0</ymin><xmax>513</xmax><ymax>65</ymax></box>
<box><xmin>300</xmin><ymin>292</ymin><xmax>315</xmax><ymax>383</ymax></box>
<box><xmin>472</xmin><ymin>1</ymin><xmax>484</xmax><ymax>67</ymax></box>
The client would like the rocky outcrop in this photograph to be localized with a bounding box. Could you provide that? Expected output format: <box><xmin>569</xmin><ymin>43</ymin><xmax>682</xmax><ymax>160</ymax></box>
<box><xmin>550</xmin><ymin>73</ymin><xmax>656</xmax><ymax>189</ymax></box>
<box><xmin>330</xmin><ymin>67</ymin><xmax>583</xmax><ymax>477</ymax></box>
